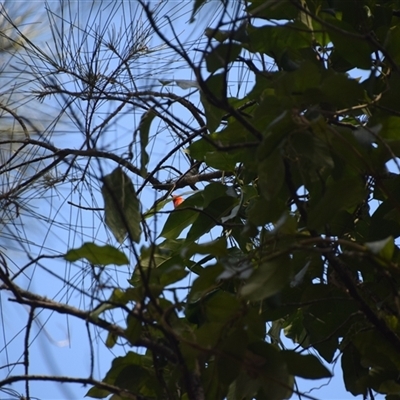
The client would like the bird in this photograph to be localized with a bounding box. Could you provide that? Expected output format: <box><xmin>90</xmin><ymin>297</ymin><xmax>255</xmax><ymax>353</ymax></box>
<box><xmin>172</xmin><ymin>195</ymin><xmax>184</xmax><ymax>208</ymax></box>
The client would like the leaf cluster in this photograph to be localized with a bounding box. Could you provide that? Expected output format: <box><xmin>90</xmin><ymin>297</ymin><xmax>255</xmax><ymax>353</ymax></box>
<box><xmin>6</xmin><ymin>1</ymin><xmax>400</xmax><ymax>399</ymax></box>
<box><xmin>76</xmin><ymin>2</ymin><xmax>400</xmax><ymax>400</ymax></box>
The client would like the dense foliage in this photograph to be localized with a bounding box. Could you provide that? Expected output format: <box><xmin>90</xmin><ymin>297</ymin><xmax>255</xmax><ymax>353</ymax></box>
<box><xmin>4</xmin><ymin>0</ymin><xmax>400</xmax><ymax>399</ymax></box>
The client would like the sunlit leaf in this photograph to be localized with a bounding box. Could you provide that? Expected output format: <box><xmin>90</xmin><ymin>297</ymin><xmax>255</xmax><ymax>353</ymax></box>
<box><xmin>85</xmin><ymin>386</ymin><xmax>110</xmax><ymax>399</ymax></box>
<box><xmin>65</xmin><ymin>242</ymin><xmax>129</xmax><ymax>265</ymax></box>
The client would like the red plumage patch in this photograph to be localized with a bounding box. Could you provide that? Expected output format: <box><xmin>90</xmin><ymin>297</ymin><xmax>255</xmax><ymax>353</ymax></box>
<box><xmin>172</xmin><ymin>195</ymin><xmax>184</xmax><ymax>208</ymax></box>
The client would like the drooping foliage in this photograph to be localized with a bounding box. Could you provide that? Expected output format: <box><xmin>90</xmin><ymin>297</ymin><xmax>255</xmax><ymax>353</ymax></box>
<box><xmin>4</xmin><ymin>1</ymin><xmax>400</xmax><ymax>399</ymax></box>
<box><xmin>87</xmin><ymin>1</ymin><xmax>400</xmax><ymax>399</ymax></box>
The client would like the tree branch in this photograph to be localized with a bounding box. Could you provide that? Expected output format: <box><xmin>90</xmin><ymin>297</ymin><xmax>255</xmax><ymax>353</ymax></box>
<box><xmin>0</xmin><ymin>282</ymin><xmax>177</xmax><ymax>363</ymax></box>
<box><xmin>0</xmin><ymin>374</ymin><xmax>148</xmax><ymax>400</ymax></box>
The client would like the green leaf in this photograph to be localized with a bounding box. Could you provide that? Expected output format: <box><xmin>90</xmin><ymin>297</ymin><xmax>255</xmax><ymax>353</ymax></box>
<box><xmin>90</xmin><ymin>303</ymin><xmax>115</xmax><ymax>321</ymax></box>
<box><xmin>200</xmin><ymin>73</ymin><xmax>226</xmax><ymax>132</ymax></box>
<box><xmin>190</xmin><ymin>0</ymin><xmax>208</xmax><ymax>22</ymax></box>
<box><xmin>378</xmin><ymin>73</ymin><xmax>400</xmax><ymax>113</ymax></box>
<box><xmin>204</xmin><ymin>28</ymin><xmax>232</xmax><ymax>43</ymax></box>
<box><xmin>182</xmin><ymin>237</ymin><xmax>228</xmax><ymax>259</ymax></box>
<box><xmin>85</xmin><ymin>386</ymin><xmax>110</xmax><ymax>399</ymax></box>
<box><xmin>160</xmin><ymin>191</ymin><xmax>204</xmax><ymax>239</ymax></box>
<box><xmin>278</xmin><ymin>59</ymin><xmax>321</xmax><ymax>97</ymax></box>
<box><xmin>159</xmin><ymin>263</ymin><xmax>189</xmax><ymax>287</ymax></box>
<box><xmin>257</xmin><ymin>149</ymin><xmax>284</xmax><ymax>201</ymax></box>
<box><xmin>65</xmin><ymin>242</ymin><xmax>129</xmax><ymax>265</ymax></box>
<box><xmin>105</xmin><ymin>332</ymin><xmax>118</xmax><ymax>349</ymax></box>
<box><xmin>203</xmin><ymin>290</ymin><xmax>241</xmax><ymax>323</ymax></box>
<box><xmin>243</xmin><ymin>306</ymin><xmax>267</xmax><ymax>342</ymax></box>
<box><xmin>341</xmin><ymin>343</ymin><xmax>369</xmax><ymax>396</ymax></box>
<box><xmin>321</xmin><ymin>72</ymin><xmax>365</xmax><ymax>109</ymax></box>
<box><xmin>329</xmin><ymin>125</ymin><xmax>372</xmax><ymax>175</ymax></box>
<box><xmin>102</xmin><ymin>351</ymin><xmax>150</xmax><ymax>385</ymax></box>
<box><xmin>205</xmin><ymin>23</ymin><xmax>249</xmax><ymax>43</ymax></box>
<box><xmin>102</xmin><ymin>167</ymin><xmax>141</xmax><ymax>243</ymax></box>
<box><xmin>352</xmin><ymin>329</ymin><xmax>400</xmax><ymax>372</ymax></box>
<box><xmin>143</xmin><ymin>196</ymin><xmax>175</xmax><ymax>219</ymax></box>
<box><xmin>229</xmin><ymin>370</ymin><xmax>260</xmax><ymax>400</ymax></box>
<box><xmin>203</xmin><ymin>359</ymin><xmax>229</xmax><ymax>399</ymax></box>
<box><xmin>272</xmin><ymin>213</ymin><xmax>298</xmax><ymax>235</ymax></box>
<box><xmin>89</xmin><ymin>288</ymin><xmax>131</xmax><ymax>321</ymax></box>
<box><xmin>216</xmin><ymin>328</ymin><xmax>248</xmax><ymax>385</ymax></box>
<box><xmin>187</xmin><ymin>137</ymin><xmax>215</xmax><ymax>161</ymax></box>
<box><xmin>125</xmin><ymin>315</ymin><xmax>142</xmax><ymax>345</ymax></box>
<box><xmin>113</xmin><ymin>364</ymin><xmax>150</xmax><ymax>394</ymax></box>
<box><xmin>298</xmin><ymin>0</ymin><xmax>314</xmax><ymax>34</ymax></box>
<box><xmin>365</xmin><ymin>236</ymin><xmax>394</xmax><ymax>263</ymax></box>
<box><xmin>240</xmin><ymin>257</ymin><xmax>292</xmax><ymax>301</ymax></box>
<box><xmin>380</xmin><ymin>116</ymin><xmax>400</xmax><ymax>140</ymax></box>
<box><xmin>281</xmin><ymin>351</ymin><xmax>332</xmax><ymax>379</ymax></box>
<box><xmin>283</xmin><ymin>310</ymin><xmax>308</xmax><ymax>346</ymax></box>
<box><xmin>301</xmin><ymin>285</ymin><xmax>355</xmax><ymax>363</ymax></box>
<box><xmin>246</xmin><ymin>0</ymin><xmax>297</xmax><ymax>20</ymax></box>
<box><xmin>129</xmin><ymin>244</ymin><xmax>188</xmax><ymax>288</ymax></box>
<box><xmin>247</xmin><ymin>342</ymin><xmax>294</xmax><ymax>400</ymax></box>
<box><xmin>246</xmin><ymin>21</ymin><xmax>312</xmax><ymax>60</ymax></box>
<box><xmin>353</xmin><ymin>125</ymin><xmax>380</xmax><ymax>147</ymax></box>
<box><xmin>247</xmin><ymin>196</ymin><xmax>287</xmax><ymax>226</ymax></box>
<box><xmin>192</xmin><ymin>321</ymin><xmax>225</xmax><ymax>349</ymax></box>
<box><xmin>204</xmin><ymin>151</ymin><xmax>237</xmax><ymax>170</ymax></box>
<box><xmin>188</xmin><ymin>117</ymin><xmax>259</xmax><ymax>170</ymax></box>
<box><xmin>326</xmin><ymin>17</ymin><xmax>372</xmax><ymax>69</ymax></box>
<box><xmin>139</xmin><ymin>109</ymin><xmax>156</xmax><ymax>176</ymax></box>
<box><xmin>308</xmin><ymin>177</ymin><xmax>367</xmax><ymax>230</ymax></box>
<box><xmin>256</xmin><ymin>110</ymin><xmax>294</xmax><ymax>157</ymax></box>
<box><xmin>186</xmin><ymin>195</ymin><xmax>237</xmax><ymax>242</ymax></box>
<box><xmin>383</xmin><ymin>24</ymin><xmax>400</xmax><ymax>65</ymax></box>
<box><xmin>206</xmin><ymin>43</ymin><xmax>242</xmax><ymax>73</ymax></box>
<box><xmin>289</xmin><ymin>132</ymin><xmax>334</xmax><ymax>170</ymax></box>
<box><xmin>370</xmin><ymin>199</ymin><xmax>400</xmax><ymax>240</ymax></box>
<box><xmin>187</xmin><ymin>263</ymin><xmax>223</xmax><ymax>303</ymax></box>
